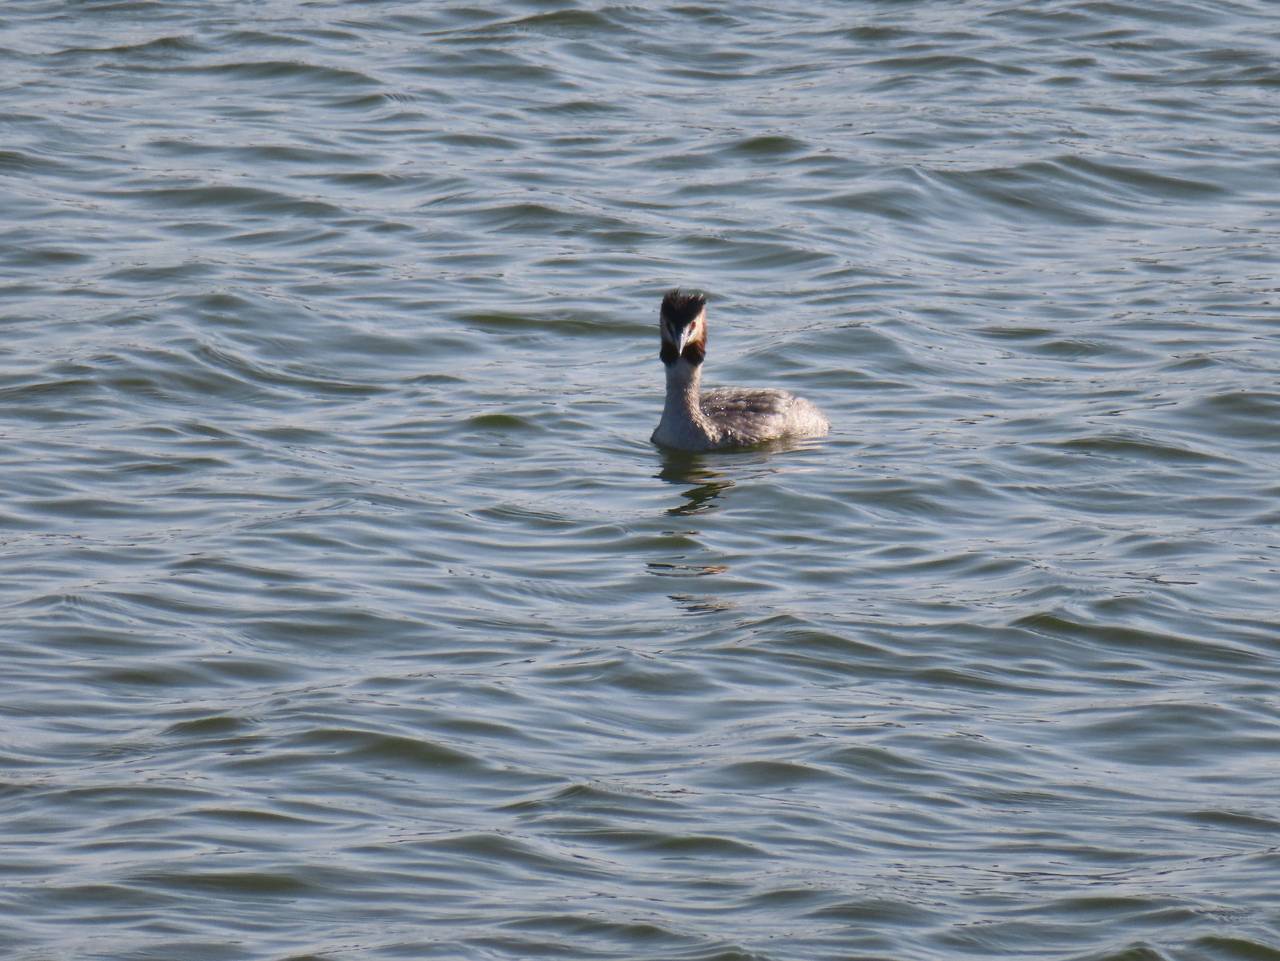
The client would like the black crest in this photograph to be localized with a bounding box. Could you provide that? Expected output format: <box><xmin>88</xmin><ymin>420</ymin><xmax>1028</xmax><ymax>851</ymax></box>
<box><xmin>660</xmin><ymin>289</ymin><xmax>707</xmax><ymax>327</ymax></box>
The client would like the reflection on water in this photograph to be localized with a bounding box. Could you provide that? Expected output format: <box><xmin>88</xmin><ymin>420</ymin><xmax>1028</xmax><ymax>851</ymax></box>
<box><xmin>646</xmin><ymin>561</ymin><xmax>729</xmax><ymax>577</ymax></box>
<box><xmin>656</xmin><ymin>449</ymin><xmax>736</xmax><ymax>516</ymax></box>
<box><xmin>5</xmin><ymin>1</ymin><xmax>1279</xmax><ymax>959</ymax></box>
<box><xmin>654</xmin><ymin>440</ymin><xmax>812</xmax><ymax>516</ymax></box>
<box><xmin>667</xmin><ymin>592</ymin><xmax>733</xmax><ymax>616</ymax></box>
<box><xmin>652</xmin><ymin>451</ymin><xmax>737</xmax><ymax>613</ymax></box>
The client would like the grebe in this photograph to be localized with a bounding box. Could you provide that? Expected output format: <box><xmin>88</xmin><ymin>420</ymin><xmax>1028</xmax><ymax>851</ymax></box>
<box><xmin>651</xmin><ymin>289</ymin><xmax>829</xmax><ymax>452</ymax></box>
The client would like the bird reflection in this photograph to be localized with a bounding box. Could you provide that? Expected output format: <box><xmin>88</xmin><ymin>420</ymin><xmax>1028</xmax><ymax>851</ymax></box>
<box><xmin>651</xmin><ymin>442</ymin><xmax>810</xmax><ymax>615</ymax></box>
<box><xmin>668</xmin><ymin>593</ymin><xmax>733</xmax><ymax>615</ymax></box>
<box><xmin>646</xmin><ymin>561</ymin><xmax>729</xmax><ymax>577</ymax></box>
<box><xmin>651</xmin><ymin>451</ymin><xmax>732</xmax><ymax>612</ymax></box>
<box><xmin>656</xmin><ymin>449</ymin><xmax>734</xmax><ymax>516</ymax></box>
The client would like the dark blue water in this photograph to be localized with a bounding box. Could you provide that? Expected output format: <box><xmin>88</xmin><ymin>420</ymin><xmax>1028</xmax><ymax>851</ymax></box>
<box><xmin>2</xmin><ymin>2</ymin><xmax>1278</xmax><ymax>959</ymax></box>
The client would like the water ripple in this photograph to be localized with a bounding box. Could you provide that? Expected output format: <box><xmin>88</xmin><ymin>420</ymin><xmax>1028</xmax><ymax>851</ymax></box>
<box><xmin>2</xmin><ymin>1</ymin><xmax>1279</xmax><ymax>960</ymax></box>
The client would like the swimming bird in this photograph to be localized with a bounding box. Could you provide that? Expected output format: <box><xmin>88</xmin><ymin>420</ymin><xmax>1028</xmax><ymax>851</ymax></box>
<box><xmin>651</xmin><ymin>289</ymin><xmax>829</xmax><ymax>452</ymax></box>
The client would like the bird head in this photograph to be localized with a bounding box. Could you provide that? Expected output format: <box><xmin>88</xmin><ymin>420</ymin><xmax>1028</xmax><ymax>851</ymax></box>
<box><xmin>659</xmin><ymin>289</ymin><xmax>707</xmax><ymax>367</ymax></box>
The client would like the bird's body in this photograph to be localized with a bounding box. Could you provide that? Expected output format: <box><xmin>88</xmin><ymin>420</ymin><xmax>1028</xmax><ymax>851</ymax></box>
<box><xmin>650</xmin><ymin>290</ymin><xmax>829</xmax><ymax>452</ymax></box>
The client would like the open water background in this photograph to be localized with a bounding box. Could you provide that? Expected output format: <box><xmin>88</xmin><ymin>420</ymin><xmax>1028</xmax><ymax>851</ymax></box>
<box><xmin>2</xmin><ymin>2</ymin><xmax>1279</xmax><ymax>959</ymax></box>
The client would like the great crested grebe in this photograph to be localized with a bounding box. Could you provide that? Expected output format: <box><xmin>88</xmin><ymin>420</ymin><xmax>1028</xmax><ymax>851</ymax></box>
<box><xmin>651</xmin><ymin>289</ymin><xmax>829</xmax><ymax>452</ymax></box>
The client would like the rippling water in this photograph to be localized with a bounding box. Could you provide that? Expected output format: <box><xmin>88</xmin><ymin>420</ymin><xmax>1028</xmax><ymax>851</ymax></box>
<box><xmin>3</xmin><ymin>2</ymin><xmax>1279</xmax><ymax>959</ymax></box>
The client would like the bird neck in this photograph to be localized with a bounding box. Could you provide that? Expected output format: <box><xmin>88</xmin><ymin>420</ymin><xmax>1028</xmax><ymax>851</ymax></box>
<box><xmin>661</xmin><ymin>357</ymin><xmax>708</xmax><ymax>429</ymax></box>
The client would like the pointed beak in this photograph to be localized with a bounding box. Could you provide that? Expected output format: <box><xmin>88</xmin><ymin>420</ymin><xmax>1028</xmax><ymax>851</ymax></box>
<box><xmin>676</xmin><ymin>324</ymin><xmax>694</xmax><ymax>356</ymax></box>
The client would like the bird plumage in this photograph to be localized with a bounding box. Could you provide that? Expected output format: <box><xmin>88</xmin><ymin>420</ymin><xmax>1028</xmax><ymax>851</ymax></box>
<box><xmin>651</xmin><ymin>289</ymin><xmax>829</xmax><ymax>452</ymax></box>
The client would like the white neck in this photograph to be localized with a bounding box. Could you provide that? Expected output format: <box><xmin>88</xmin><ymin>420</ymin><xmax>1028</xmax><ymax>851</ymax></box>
<box><xmin>656</xmin><ymin>357</ymin><xmax>715</xmax><ymax>446</ymax></box>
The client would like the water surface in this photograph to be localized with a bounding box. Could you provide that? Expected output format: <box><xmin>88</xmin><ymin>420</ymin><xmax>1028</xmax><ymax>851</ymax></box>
<box><xmin>2</xmin><ymin>2</ymin><xmax>1278</xmax><ymax>959</ymax></box>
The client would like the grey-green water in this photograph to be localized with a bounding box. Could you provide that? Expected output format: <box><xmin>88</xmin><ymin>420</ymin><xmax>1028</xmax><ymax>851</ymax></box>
<box><xmin>2</xmin><ymin>2</ymin><xmax>1278</xmax><ymax>959</ymax></box>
